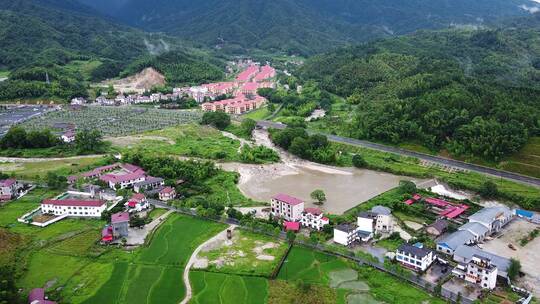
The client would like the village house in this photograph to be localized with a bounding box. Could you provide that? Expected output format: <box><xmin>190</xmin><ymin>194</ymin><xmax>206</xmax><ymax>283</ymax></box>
<box><xmin>102</xmin><ymin>212</ymin><xmax>130</xmax><ymax>243</ymax></box>
<box><xmin>300</xmin><ymin>207</ymin><xmax>329</xmax><ymax>230</ymax></box>
<box><xmin>60</xmin><ymin>130</ymin><xmax>76</xmax><ymax>143</ymax></box>
<box><xmin>395</xmin><ymin>243</ymin><xmax>436</xmax><ymax>272</ymax></box>
<box><xmin>0</xmin><ymin>178</ymin><xmax>21</xmax><ymax>201</ymax></box>
<box><xmin>99</xmin><ymin>164</ymin><xmax>147</xmax><ymax>189</ymax></box>
<box><xmin>125</xmin><ymin>193</ymin><xmax>148</xmax><ymax>212</ymax></box>
<box><xmin>41</xmin><ymin>199</ymin><xmax>106</xmax><ymax>217</ymax></box>
<box><xmin>371</xmin><ymin>205</ymin><xmax>394</xmax><ymax>233</ymax></box>
<box><xmin>253</xmin><ymin>65</ymin><xmax>276</xmax><ymax>81</ymax></box>
<box><xmin>270</xmin><ymin>193</ymin><xmax>305</xmax><ymax>222</ymax></box>
<box><xmin>333</xmin><ymin>223</ymin><xmax>359</xmax><ymax>246</ymax></box>
<box><xmin>70</xmin><ymin>97</ymin><xmax>86</xmax><ymax>105</ymax></box>
<box><xmin>453</xmin><ymin>245</ymin><xmax>510</xmax><ymax>279</ymax></box>
<box><xmin>134</xmin><ymin>177</ymin><xmax>164</xmax><ymax>193</ymax></box>
<box><xmin>236</xmin><ymin>65</ymin><xmax>260</xmax><ymax>82</ymax></box>
<box><xmin>468</xmin><ymin>206</ymin><xmax>513</xmax><ymax>234</ymax></box>
<box><xmin>452</xmin><ymin>254</ymin><xmax>498</xmax><ymax>289</ymax></box>
<box><xmin>426</xmin><ymin>219</ymin><xmax>448</xmax><ymax>236</ymax></box>
<box><xmin>437</xmin><ymin>229</ymin><xmax>476</xmax><ymax>255</ymax></box>
<box><xmin>159</xmin><ymin>186</ymin><xmax>176</xmax><ymax>201</ymax></box>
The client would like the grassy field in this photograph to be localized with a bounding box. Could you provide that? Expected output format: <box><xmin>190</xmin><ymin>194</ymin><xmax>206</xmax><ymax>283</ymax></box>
<box><xmin>112</xmin><ymin>124</ymin><xmax>241</xmax><ymax>161</ymax></box>
<box><xmin>22</xmin><ymin>106</ymin><xmax>202</xmax><ymax>137</ymax></box>
<box><xmin>62</xmin><ymin>60</ymin><xmax>102</xmax><ymax>81</ymax></box>
<box><xmin>147</xmin><ymin>208</ymin><xmax>168</xmax><ymax>220</ymax></box>
<box><xmin>500</xmin><ymin>137</ymin><xmax>540</xmax><ymax>178</ymax></box>
<box><xmin>0</xmin><ymin>155</ymin><xmax>106</xmax><ymax>179</ymax></box>
<box><xmin>199</xmin><ymin>229</ymin><xmax>288</xmax><ymax>276</ymax></box>
<box><xmin>242</xmin><ymin>106</ymin><xmax>271</xmax><ymax>120</ymax></box>
<box><xmin>190</xmin><ymin>271</ymin><xmax>268</xmax><ymax>304</ymax></box>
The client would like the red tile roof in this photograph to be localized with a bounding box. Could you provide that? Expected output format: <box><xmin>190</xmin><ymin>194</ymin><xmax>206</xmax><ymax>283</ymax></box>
<box><xmin>0</xmin><ymin>178</ymin><xmax>16</xmax><ymax>187</ymax></box>
<box><xmin>304</xmin><ymin>207</ymin><xmax>322</xmax><ymax>215</ymax></box>
<box><xmin>284</xmin><ymin>221</ymin><xmax>300</xmax><ymax>231</ymax></box>
<box><xmin>42</xmin><ymin>199</ymin><xmax>105</xmax><ymax>207</ymax></box>
<box><xmin>111</xmin><ymin>212</ymin><xmax>130</xmax><ymax>224</ymax></box>
<box><xmin>236</xmin><ymin>65</ymin><xmax>260</xmax><ymax>82</ymax></box>
<box><xmin>160</xmin><ymin>186</ymin><xmax>174</xmax><ymax>194</ymax></box>
<box><xmin>100</xmin><ymin>171</ymin><xmax>146</xmax><ymax>183</ymax></box>
<box><xmin>131</xmin><ymin>193</ymin><xmax>146</xmax><ymax>201</ymax></box>
<box><xmin>273</xmin><ymin>193</ymin><xmax>303</xmax><ymax>206</ymax></box>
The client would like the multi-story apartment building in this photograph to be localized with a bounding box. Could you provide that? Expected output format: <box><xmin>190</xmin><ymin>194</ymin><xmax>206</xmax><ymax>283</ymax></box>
<box><xmin>270</xmin><ymin>193</ymin><xmax>305</xmax><ymax>221</ymax></box>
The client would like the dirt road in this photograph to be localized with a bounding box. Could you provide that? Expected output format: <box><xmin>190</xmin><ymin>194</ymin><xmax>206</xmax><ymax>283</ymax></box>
<box><xmin>179</xmin><ymin>225</ymin><xmax>235</xmax><ymax>304</ymax></box>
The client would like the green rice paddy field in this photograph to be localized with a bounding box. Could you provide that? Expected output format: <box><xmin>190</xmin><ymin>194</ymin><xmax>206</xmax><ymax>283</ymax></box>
<box><xmin>190</xmin><ymin>271</ymin><xmax>269</xmax><ymax>304</ymax></box>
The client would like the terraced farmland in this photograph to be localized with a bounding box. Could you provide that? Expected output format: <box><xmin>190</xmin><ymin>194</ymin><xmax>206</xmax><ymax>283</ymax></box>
<box><xmin>21</xmin><ymin>106</ymin><xmax>202</xmax><ymax>136</ymax></box>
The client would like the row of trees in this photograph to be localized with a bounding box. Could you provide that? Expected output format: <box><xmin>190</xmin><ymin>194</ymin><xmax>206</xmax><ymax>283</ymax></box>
<box><xmin>270</xmin><ymin>127</ymin><xmax>338</xmax><ymax>164</ymax></box>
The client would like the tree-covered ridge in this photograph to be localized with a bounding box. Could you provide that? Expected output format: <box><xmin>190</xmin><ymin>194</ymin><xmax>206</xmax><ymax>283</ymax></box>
<box><xmin>78</xmin><ymin>0</ymin><xmax>530</xmax><ymax>55</ymax></box>
<box><xmin>299</xmin><ymin>23</ymin><xmax>540</xmax><ymax>161</ymax></box>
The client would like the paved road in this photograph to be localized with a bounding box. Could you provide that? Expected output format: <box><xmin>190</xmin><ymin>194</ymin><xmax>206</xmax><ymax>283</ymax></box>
<box><xmin>257</xmin><ymin>120</ymin><xmax>540</xmax><ymax>187</ymax></box>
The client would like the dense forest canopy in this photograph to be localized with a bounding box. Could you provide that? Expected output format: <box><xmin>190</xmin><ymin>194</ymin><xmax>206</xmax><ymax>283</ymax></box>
<box><xmin>77</xmin><ymin>0</ymin><xmax>531</xmax><ymax>55</ymax></box>
<box><xmin>299</xmin><ymin>20</ymin><xmax>540</xmax><ymax>160</ymax></box>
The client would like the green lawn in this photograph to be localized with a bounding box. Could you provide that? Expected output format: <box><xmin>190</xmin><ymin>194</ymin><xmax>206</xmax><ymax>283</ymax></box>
<box><xmin>199</xmin><ymin>229</ymin><xmax>288</xmax><ymax>276</ymax></box>
<box><xmin>0</xmin><ymin>156</ymin><xmax>106</xmax><ymax>179</ymax></box>
<box><xmin>190</xmin><ymin>271</ymin><xmax>268</xmax><ymax>304</ymax></box>
<box><xmin>147</xmin><ymin>208</ymin><xmax>168</xmax><ymax>221</ymax></box>
<box><xmin>114</xmin><ymin>124</ymin><xmax>242</xmax><ymax>162</ymax></box>
<box><xmin>242</xmin><ymin>106</ymin><xmax>271</xmax><ymax>120</ymax></box>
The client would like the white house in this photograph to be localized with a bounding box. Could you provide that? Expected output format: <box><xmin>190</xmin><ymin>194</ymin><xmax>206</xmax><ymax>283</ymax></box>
<box><xmin>71</xmin><ymin>97</ymin><xmax>86</xmax><ymax>105</ymax></box>
<box><xmin>0</xmin><ymin>178</ymin><xmax>21</xmax><ymax>201</ymax></box>
<box><xmin>159</xmin><ymin>187</ymin><xmax>176</xmax><ymax>201</ymax></box>
<box><xmin>333</xmin><ymin>223</ymin><xmax>359</xmax><ymax>246</ymax></box>
<box><xmin>395</xmin><ymin>243</ymin><xmax>435</xmax><ymax>272</ymax></box>
<box><xmin>270</xmin><ymin>193</ymin><xmax>305</xmax><ymax>222</ymax></box>
<box><xmin>41</xmin><ymin>199</ymin><xmax>106</xmax><ymax>217</ymax></box>
<box><xmin>60</xmin><ymin>130</ymin><xmax>76</xmax><ymax>143</ymax></box>
<box><xmin>357</xmin><ymin>212</ymin><xmax>376</xmax><ymax>241</ymax></box>
<box><xmin>452</xmin><ymin>254</ymin><xmax>498</xmax><ymax>289</ymax></box>
<box><xmin>134</xmin><ymin>177</ymin><xmax>164</xmax><ymax>193</ymax></box>
<box><xmin>125</xmin><ymin>193</ymin><xmax>149</xmax><ymax>212</ymax></box>
<box><xmin>371</xmin><ymin>205</ymin><xmax>394</xmax><ymax>233</ymax></box>
<box><xmin>300</xmin><ymin>207</ymin><xmax>329</xmax><ymax>230</ymax></box>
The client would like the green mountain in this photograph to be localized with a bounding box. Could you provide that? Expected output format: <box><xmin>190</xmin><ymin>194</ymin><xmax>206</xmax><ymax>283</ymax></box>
<box><xmin>0</xmin><ymin>0</ymin><xmax>224</xmax><ymax>101</ymax></box>
<box><xmin>78</xmin><ymin>0</ymin><xmax>532</xmax><ymax>55</ymax></box>
<box><xmin>297</xmin><ymin>15</ymin><xmax>540</xmax><ymax>161</ymax></box>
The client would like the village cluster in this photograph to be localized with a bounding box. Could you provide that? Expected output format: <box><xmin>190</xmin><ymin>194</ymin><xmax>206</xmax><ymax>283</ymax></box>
<box><xmin>331</xmin><ymin>192</ymin><xmax>540</xmax><ymax>297</ymax></box>
<box><xmin>70</xmin><ymin>62</ymin><xmax>275</xmax><ymax>115</ymax></box>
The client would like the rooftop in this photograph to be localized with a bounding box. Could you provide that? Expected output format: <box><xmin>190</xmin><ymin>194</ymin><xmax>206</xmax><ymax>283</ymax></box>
<box><xmin>335</xmin><ymin>223</ymin><xmax>357</xmax><ymax>233</ymax></box>
<box><xmin>304</xmin><ymin>207</ymin><xmax>322</xmax><ymax>215</ymax></box>
<box><xmin>111</xmin><ymin>212</ymin><xmax>130</xmax><ymax>224</ymax></box>
<box><xmin>42</xmin><ymin>199</ymin><xmax>105</xmax><ymax>207</ymax></box>
<box><xmin>438</xmin><ymin>229</ymin><xmax>476</xmax><ymax>251</ymax></box>
<box><xmin>398</xmin><ymin>243</ymin><xmax>432</xmax><ymax>258</ymax></box>
<box><xmin>273</xmin><ymin>193</ymin><xmax>304</xmax><ymax>206</ymax></box>
<box><xmin>468</xmin><ymin>206</ymin><xmax>513</xmax><ymax>225</ymax></box>
<box><xmin>454</xmin><ymin>245</ymin><xmax>510</xmax><ymax>276</ymax></box>
<box><xmin>0</xmin><ymin>178</ymin><xmax>16</xmax><ymax>187</ymax></box>
<box><xmin>371</xmin><ymin>205</ymin><xmax>391</xmax><ymax>215</ymax></box>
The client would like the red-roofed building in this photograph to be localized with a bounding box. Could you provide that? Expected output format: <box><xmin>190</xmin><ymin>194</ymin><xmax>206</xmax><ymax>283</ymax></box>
<box><xmin>254</xmin><ymin>65</ymin><xmax>276</xmax><ymax>81</ymax></box>
<box><xmin>125</xmin><ymin>193</ymin><xmax>148</xmax><ymax>212</ymax></box>
<box><xmin>60</xmin><ymin>130</ymin><xmax>76</xmax><ymax>143</ymax></box>
<box><xmin>284</xmin><ymin>221</ymin><xmax>300</xmax><ymax>232</ymax></box>
<box><xmin>28</xmin><ymin>288</ymin><xmax>57</xmax><ymax>304</ymax></box>
<box><xmin>0</xmin><ymin>178</ymin><xmax>21</xmax><ymax>201</ymax></box>
<box><xmin>111</xmin><ymin>212</ymin><xmax>129</xmax><ymax>238</ymax></box>
<box><xmin>271</xmin><ymin>194</ymin><xmax>305</xmax><ymax>221</ymax></box>
<box><xmin>159</xmin><ymin>187</ymin><xmax>176</xmax><ymax>201</ymax></box>
<box><xmin>300</xmin><ymin>207</ymin><xmax>329</xmax><ymax>230</ymax></box>
<box><xmin>236</xmin><ymin>65</ymin><xmax>260</xmax><ymax>82</ymax></box>
<box><xmin>41</xmin><ymin>199</ymin><xmax>106</xmax><ymax>217</ymax></box>
<box><xmin>241</xmin><ymin>82</ymin><xmax>260</xmax><ymax>95</ymax></box>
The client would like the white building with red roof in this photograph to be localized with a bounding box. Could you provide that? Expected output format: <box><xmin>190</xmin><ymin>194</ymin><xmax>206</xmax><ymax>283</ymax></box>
<box><xmin>0</xmin><ymin>178</ymin><xmax>21</xmax><ymax>201</ymax></box>
<box><xmin>41</xmin><ymin>199</ymin><xmax>106</xmax><ymax>217</ymax></box>
<box><xmin>125</xmin><ymin>193</ymin><xmax>149</xmax><ymax>212</ymax></box>
<box><xmin>236</xmin><ymin>65</ymin><xmax>260</xmax><ymax>82</ymax></box>
<box><xmin>159</xmin><ymin>187</ymin><xmax>176</xmax><ymax>201</ymax></box>
<box><xmin>99</xmin><ymin>164</ymin><xmax>147</xmax><ymax>189</ymax></box>
<box><xmin>271</xmin><ymin>193</ymin><xmax>305</xmax><ymax>221</ymax></box>
<box><xmin>300</xmin><ymin>207</ymin><xmax>329</xmax><ymax>230</ymax></box>
<box><xmin>60</xmin><ymin>130</ymin><xmax>76</xmax><ymax>143</ymax></box>
<box><xmin>253</xmin><ymin>65</ymin><xmax>276</xmax><ymax>81</ymax></box>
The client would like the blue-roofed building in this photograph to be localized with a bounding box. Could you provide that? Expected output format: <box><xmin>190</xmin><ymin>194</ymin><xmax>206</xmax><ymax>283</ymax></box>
<box><xmin>516</xmin><ymin>209</ymin><xmax>534</xmax><ymax>219</ymax></box>
<box><xmin>437</xmin><ymin>230</ymin><xmax>476</xmax><ymax>255</ymax></box>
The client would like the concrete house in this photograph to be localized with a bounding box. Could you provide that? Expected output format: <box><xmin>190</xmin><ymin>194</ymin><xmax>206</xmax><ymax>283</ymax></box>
<box><xmin>452</xmin><ymin>254</ymin><xmax>498</xmax><ymax>289</ymax></box>
<box><xmin>453</xmin><ymin>245</ymin><xmax>510</xmax><ymax>279</ymax></box>
<box><xmin>426</xmin><ymin>219</ymin><xmax>448</xmax><ymax>236</ymax></box>
<box><xmin>333</xmin><ymin>223</ymin><xmax>359</xmax><ymax>246</ymax></box>
<box><xmin>437</xmin><ymin>230</ymin><xmax>476</xmax><ymax>255</ymax></box>
<box><xmin>111</xmin><ymin>212</ymin><xmax>129</xmax><ymax>239</ymax></box>
<box><xmin>41</xmin><ymin>199</ymin><xmax>106</xmax><ymax>218</ymax></box>
<box><xmin>300</xmin><ymin>207</ymin><xmax>329</xmax><ymax>231</ymax></box>
<box><xmin>458</xmin><ymin>222</ymin><xmax>490</xmax><ymax>243</ymax></box>
<box><xmin>0</xmin><ymin>178</ymin><xmax>21</xmax><ymax>201</ymax></box>
<box><xmin>270</xmin><ymin>193</ymin><xmax>305</xmax><ymax>222</ymax></box>
<box><xmin>159</xmin><ymin>187</ymin><xmax>176</xmax><ymax>201</ymax></box>
<box><xmin>371</xmin><ymin>205</ymin><xmax>394</xmax><ymax>233</ymax></box>
<box><xmin>395</xmin><ymin>243</ymin><xmax>435</xmax><ymax>272</ymax></box>
<box><xmin>133</xmin><ymin>177</ymin><xmax>164</xmax><ymax>193</ymax></box>
<box><xmin>126</xmin><ymin>193</ymin><xmax>148</xmax><ymax>212</ymax></box>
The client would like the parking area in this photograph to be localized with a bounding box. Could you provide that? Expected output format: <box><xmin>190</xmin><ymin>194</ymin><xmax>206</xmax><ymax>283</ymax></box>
<box><xmin>482</xmin><ymin>218</ymin><xmax>540</xmax><ymax>295</ymax></box>
<box><xmin>423</xmin><ymin>262</ymin><xmax>451</xmax><ymax>284</ymax></box>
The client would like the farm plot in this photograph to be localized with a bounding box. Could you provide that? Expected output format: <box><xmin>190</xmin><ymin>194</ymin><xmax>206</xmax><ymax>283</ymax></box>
<box><xmin>81</xmin><ymin>214</ymin><xmax>225</xmax><ymax>304</ymax></box>
<box><xmin>0</xmin><ymin>155</ymin><xmax>106</xmax><ymax>179</ymax></box>
<box><xmin>21</xmin><ymin>106</ymin><xmax>202</xmax><ymax>137</ymax></box>
<box><xmin>196</xmin><ymin>229</ymin><xmax>288</xmax><ymax>276</ymax></box>
<box><xmin>190</xmin><ymin>271</ymin><xmax>268</xmax><ymax>304</ymax></box>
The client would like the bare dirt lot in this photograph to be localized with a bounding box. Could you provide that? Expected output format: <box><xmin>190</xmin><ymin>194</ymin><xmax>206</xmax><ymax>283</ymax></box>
<box><xmin>482</xmin><ymin>219</ymin><xmax>540</xmax><ymax>296</ymax></box>
<box><xmin>101</xmin><ymin>67</ymin><xmax>165</xmax><ymax>94</ymax></box>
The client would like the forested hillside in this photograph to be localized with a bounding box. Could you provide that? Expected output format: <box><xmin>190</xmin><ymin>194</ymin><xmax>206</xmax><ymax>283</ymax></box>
<box><xmin>0</xmin><ymin>0</ymin><xmax>224</xmax><ymax>101</ymax></box>
<box><xmin>78</xmin><ymin>0</ymin><xmax>531</xmax><ymax>55</ymax></box>
<box><xmin>298</xmin><ymin>17</ymin><xmax>540</xmax><ymax>161</ymax></box>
